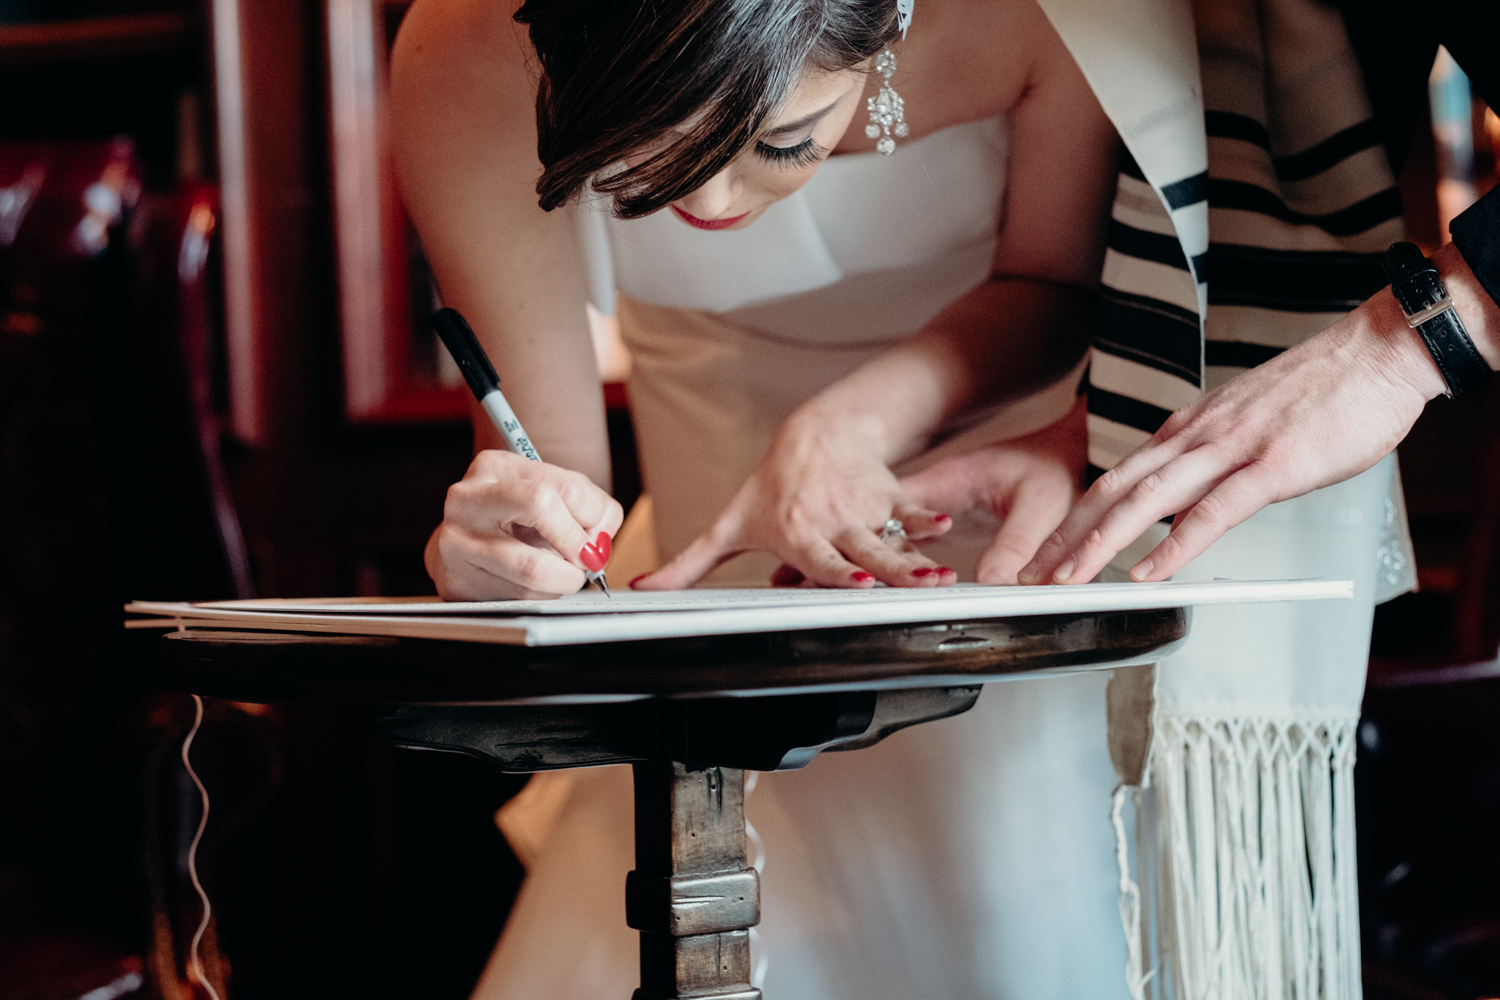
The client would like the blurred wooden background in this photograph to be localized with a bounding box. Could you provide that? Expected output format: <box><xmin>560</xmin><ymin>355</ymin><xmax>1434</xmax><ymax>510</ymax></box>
<box><xmin>0</xmin><ymin>2</ymin><xmax>1493</xmax><ymax>998</ymax></box>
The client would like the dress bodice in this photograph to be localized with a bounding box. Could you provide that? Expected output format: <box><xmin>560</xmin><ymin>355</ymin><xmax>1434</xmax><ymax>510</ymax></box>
<box><xmin>573</xmin><ymin>114</ymin><xmax>1072</xmax><ymax>581</ymax></box>
<box><xmin>580</xmin><ymin>116</ymin><xmax>1008</xmax><ymax>343</ymax></box>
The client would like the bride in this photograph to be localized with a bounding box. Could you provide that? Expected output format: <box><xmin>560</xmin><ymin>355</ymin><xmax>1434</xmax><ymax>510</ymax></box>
<box><xmin>393</xmin><ymin>0</ymin><xmax>1127</xmax><ymax>995</ymax></box>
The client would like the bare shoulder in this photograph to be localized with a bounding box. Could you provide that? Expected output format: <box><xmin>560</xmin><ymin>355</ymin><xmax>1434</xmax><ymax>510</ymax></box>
<box><xmin>939</xmin><ymin>0</ymin><xmax>1067</xmax><ymax>63</ymax></box>
<box><xmin>901</xmin><ymin>0</ymin><xmax>1081</xmax><ymax>132</ymax></box>
<box><xmin>390</xmin><ymin>0</ymin><xmax>584</xmax><ymax>326</ymax></box>
<box><xmin>393</xmin><ymin>0</ymin><xmax>531</xmax><ymax>93</ymax></box>
<box><xmin>390</xmin><ymin>0</ymin><xmax>540</xmax><ymax>206</ymax></box>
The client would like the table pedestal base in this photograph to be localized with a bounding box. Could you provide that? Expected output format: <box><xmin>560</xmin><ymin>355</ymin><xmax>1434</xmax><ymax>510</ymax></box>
<box><xmin>158</xmin><ymin>607</ymin><xmax>1191</xmax><ymax>999</ymax></box>
<box><xmin>629</xmin><ymin>761</ymin><xmax>762</xmax><ymax>1000</ymax></box>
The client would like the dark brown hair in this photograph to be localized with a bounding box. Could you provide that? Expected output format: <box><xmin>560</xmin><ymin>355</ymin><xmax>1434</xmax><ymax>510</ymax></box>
<box><xmin>514</xmin><ymin>0</ymin><xmax>901</xmax><ymax>217</ymax></box>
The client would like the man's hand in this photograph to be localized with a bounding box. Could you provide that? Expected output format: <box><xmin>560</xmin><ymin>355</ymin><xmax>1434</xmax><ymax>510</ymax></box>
<box><xmin>1019</xmin><ymin>291</ymin><xmax>1446</xmax><ymax>586</ymax></box>
<box><xmin>900</xmin><ymin>399</ymin><xmax>1087</xmax><ymax>584</ymax></box>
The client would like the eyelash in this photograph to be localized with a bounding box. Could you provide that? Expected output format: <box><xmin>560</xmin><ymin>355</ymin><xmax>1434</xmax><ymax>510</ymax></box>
<box><xmin>754</xmin><ymin>137</ymin><xmax>825</xmax><ymax>169</ymax></box>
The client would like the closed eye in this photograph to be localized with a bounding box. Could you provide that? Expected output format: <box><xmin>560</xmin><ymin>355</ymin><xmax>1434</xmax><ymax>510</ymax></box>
<box><xmin>754</xmin><ymin>137</ymin><xmax>826</xmax><ymax>170</ymax></box>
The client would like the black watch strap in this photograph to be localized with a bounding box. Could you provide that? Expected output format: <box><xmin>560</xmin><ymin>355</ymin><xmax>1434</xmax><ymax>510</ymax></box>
<box><xmin>1382</xmin><ymin>242</ymin><xmax>1493</xmax><ymax>398</ymax></box>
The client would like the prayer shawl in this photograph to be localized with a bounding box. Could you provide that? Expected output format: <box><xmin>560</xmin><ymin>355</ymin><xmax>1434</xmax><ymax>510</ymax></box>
<box><xmin>1034</xmin><ymin>0</ymin><xmax>1413</xmax><ymax>997</ymax></box>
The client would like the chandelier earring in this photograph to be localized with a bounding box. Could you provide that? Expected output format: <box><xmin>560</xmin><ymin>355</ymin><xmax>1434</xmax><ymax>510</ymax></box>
<box><xmin>865</xmin><ymin>48</ymin><xmax>908</xmax><ymax>156</ymax></box>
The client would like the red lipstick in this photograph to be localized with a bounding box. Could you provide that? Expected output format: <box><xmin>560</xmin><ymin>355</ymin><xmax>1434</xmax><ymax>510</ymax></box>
<box><xmin>670</xmin><ymin>205</ymin><xmax>749</xmax><ymax>231</ymax></box>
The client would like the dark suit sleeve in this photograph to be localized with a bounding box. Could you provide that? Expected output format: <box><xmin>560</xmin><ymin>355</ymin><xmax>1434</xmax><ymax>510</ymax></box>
<box><xmin>1334</xmin><ymin>0</ymin><xmax>1499</xmax><ymax>173</ymax></box>
<box><xmin>1451</xmin><ymin>185</ymin><xmax>1500</xmax><ymax>318</ymax></box>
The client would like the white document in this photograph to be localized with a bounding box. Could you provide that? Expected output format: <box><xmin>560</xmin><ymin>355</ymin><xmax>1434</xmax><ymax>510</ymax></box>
<box><xmin>128</xmin><ymin>579</ymin><xmax>1351</xmax><ymax>647</ymax></box>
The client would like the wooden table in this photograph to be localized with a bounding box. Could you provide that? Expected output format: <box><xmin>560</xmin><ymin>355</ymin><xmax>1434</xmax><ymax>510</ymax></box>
<box><xmin>147</xmin><ymin>601</ymin><xmax>1189</xmax><ymax>1000</ymax></box>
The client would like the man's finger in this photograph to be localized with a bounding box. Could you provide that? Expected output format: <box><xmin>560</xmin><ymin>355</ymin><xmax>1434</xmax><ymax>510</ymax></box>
<box><xmin>1017</xmin><ymin>436</ymin><xmax>1189</xmax><ymax>584</ymax></box>
<box><xmin>1021</xmin><ymin>444</ymin><xmax>1225</xmax><ymax>584</ymax></box>
<box><xmin>1131</xmin><ymin>467</ymin><xmax>1278</xmax><ymax>581</ymax></box>
<box><xmin>975</xmin><ymin>478</ymin><xmax>1075</xmax><ymax>584</ymax></box>
<box><xmin>1051</xmin><ymin>446</ymin><xmax>1240</xmax><ymax>583</ymax></box>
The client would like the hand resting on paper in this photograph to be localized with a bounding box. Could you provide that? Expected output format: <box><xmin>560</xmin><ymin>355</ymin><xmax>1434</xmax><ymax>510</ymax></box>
<box><xmin>904</xmin><ymin>237</ymin><xmax>1500</xmax><ymax>589</ymax></box>
<box><xmin>1019</xmin><ymin>272</ymin><xmax>1463</xmax><ymax>586</ymax></box>
<box><xmin>426</xmin><ymin>449</ymin><xmax>624</xmax><ymax>601</ymax></box>
<box><xmin>896</xmin><ymin>398</ymin><xmax>1087</xmax><ymax>584</ymax></box>
<box><xmin>631</xmin><ymin>400</ymin><xmax>957</xmax><ymax>591</ymax></box>
<box><xmin>632</xmin><ymin>282</ymin><xmax>1103</xmax><ymax>593</ymax></box>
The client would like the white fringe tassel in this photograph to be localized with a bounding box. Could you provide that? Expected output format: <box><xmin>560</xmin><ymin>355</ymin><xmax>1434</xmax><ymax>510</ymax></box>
<box><xmin>1114</xmin><ymin>783</ymin><xmax>1154</xmax><ymax>1000</ymax></box>
<box><xmin>1119</xmin><ymin>716</ymin><xmax>1362</xmax><ymax>1000</ymax></box>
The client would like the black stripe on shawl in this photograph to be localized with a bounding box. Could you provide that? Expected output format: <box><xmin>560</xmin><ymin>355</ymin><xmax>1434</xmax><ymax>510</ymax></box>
<box><xmin>1162</xmin><ymin>172</ymin><xmax>1209</xmax><ymax>210</ymax></box>
<box><xmin>1205</xmin><ymin>110</ymin><xmax>1272</xmax><ymax>151</ymax></box>
<box><xmin>1205</xmin><ymin>340</ymin><xmax>1284</xmax><ymax>368</ymax></box>
<box><xmin>1109</xmin><ymin>219</ymin><xmax>1189</xmax><ymax>270</ymax></box>
<box><xmin>1207</xmin><ymin>179</ymin><xmax>1402</xmax><ymax>236</ymax></box>
<box><xmin>1116</xmin><ymin>150</ymin><xmax>1207</xmax><ymax>211</ymax></box>
<box><xmin>1087</xmin><ymin>386</ymin><xmax>1175</xmax><ymax>433</ymax></box>
<box><xmin>1096</xmin><ymin>289</ymin><xmax>1203</xmax><ymax>384</ymax></box>
<box><xmin>1201</xmin><ymin>244</ymin><xmax>1388</xmax><ymax>311</ymax></box>
<box><xmin>1205</xmin><ymin>113</ymin><xmax>1385</xmax><ymax>184</ymax></box>
<box><xmin>1273</xmin><ymin>119</ymin><xmax>1385</xmax><ymax>182</ymax></box>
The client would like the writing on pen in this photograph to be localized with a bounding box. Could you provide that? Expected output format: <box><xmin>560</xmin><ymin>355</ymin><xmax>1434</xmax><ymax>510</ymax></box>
<box><xmin>431</xmin><ymin>307</ymin><xmax>610</xmax><ymax>596</ymax></box>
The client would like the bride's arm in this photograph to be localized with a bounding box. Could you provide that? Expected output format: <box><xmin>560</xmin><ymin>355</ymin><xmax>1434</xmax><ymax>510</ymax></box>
<box><xmin>393</xmin><ymin>0</ymin><xmax>622</xmax><ymax>599</ymax></box>
<box><xmin>820</xmin><ymin>22</ymin><xmax>1118</xmax><ymax>465</ymax></box>
<box><xmin>638</xmin><ymin>25</ymin><xmax>1118</xmax><ymax>590</ymax></box>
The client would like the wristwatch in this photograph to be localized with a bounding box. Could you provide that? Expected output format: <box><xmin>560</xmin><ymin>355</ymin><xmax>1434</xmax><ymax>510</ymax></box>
<box><xmin>1382</xmin><ymin>242</ymin><xmax>1492</xmax><ymax>399</ymax></box>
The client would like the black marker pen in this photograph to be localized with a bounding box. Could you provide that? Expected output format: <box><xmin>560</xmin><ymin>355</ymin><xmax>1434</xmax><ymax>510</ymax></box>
<box><xmin>432</xmin><ymin>307</ymin><xmax>610</xmax><ymax>596</ymax></box>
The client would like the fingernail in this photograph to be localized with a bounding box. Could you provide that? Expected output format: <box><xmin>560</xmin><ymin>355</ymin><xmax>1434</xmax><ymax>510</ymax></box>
<box><xmin>936</xmin><ymin>566</ymin><xmax>955</xmax><ymax>576</ymax></box>
<box><xmin>912</xmin><ymin>567</ymin><xmax>934</xmax><ymax>577</ymax></box>
<box><xmin>629</xmin><ymin>573</ymin><xmax>649</xmax><ymax>590</ymax></box>
<box><xmin>934</xmin><ymin>514</ymin><xmax>951</xmax><ymax>523</ymax></box>
<box><xmin>1052</xmin><ymin>556</ymin><xmax>1075</xmax><ymax>583</ymax></box>
<box><xmin>580</xmin><ymin>542</ymin><xmax>607</xmax><ymax>573</ymax></box>
<box><xmin>851</xmin><ymin>571</ymin><xmax>875</xmax><ymax>583</ymax></box>
<box><xmin>596</xmin><ymin>531</ymin><xmax>613</xmax><ymax>561</ymax></box>
<box><xmin>1018</xmin><ymin>561</ymin><xmax>1039</xmax><ymax>584</ymax></box>
<box><xmin>1130</xmin><ymin>559</ymin><xmax>1153</xmax><ymax>582</ymax></box>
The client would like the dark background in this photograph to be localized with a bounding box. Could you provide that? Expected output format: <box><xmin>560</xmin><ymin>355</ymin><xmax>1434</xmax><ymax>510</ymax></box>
<box><xmin>0</xmin><ymin>2</ymin><xmax>1495</xmax><ymax>999</ymax></box>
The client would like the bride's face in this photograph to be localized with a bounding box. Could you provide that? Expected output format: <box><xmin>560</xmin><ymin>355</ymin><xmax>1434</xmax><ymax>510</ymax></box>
<box><xmin>667</xmin><ymin>63</ymin><xmax>868</xmax><ymax>231</ymax></box>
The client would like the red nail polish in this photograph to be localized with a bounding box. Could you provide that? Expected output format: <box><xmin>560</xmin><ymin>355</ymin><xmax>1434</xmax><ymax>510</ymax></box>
<box><xmin>936</xmin><ymin>567</ymin><xmax>955</xmax><ymax>575</ymax></box>
<box><xmin>596</xmin><ymin>531</ymin><xmax>613</xmax><ymax>561</ymax></box>
<box><xmin>629</xmin><ymin>573</ymin><xmax>649</xmax><ymax>590</ymax></box>
<box><xmin>580</xmin><ymin>541</ymin><xmax>607</xmax><ymax>573</ymax></box>
<box><xmin>935</xmin><ymin>514</ymin><xmax>951</xmax><ymax>523</ymax></box>
<box><xmin>852</xmin><ymin>571</ymin><xmax>875</xmax><ymax>583</ymax></box>
<box><xmin>912</xmin><ymin>567</ymin><xmax>934</xmax><ymax>577</ymax></box>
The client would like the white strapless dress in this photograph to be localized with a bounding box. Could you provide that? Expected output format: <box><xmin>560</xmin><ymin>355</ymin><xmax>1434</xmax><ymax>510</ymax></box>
<box><xmin>471</xmin><ymin>117</ymin><xmax>1134</xmax><ymax>1000</ymax></box>
<box><xmin>469</xmin><ymin>111</ymin><xmax>1413</xmax><ymax>1000</ymax></box>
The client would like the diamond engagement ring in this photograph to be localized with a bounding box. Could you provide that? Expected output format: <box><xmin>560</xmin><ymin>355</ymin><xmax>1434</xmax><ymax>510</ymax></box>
<box><xmin>878</xmin><ymin>518</ymin><xmax>906</xmax><ymax>541</ymax></box>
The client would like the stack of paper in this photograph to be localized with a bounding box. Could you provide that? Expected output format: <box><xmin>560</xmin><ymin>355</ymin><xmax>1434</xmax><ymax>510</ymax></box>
<box><xmin>126</xmin><ymin>579</ymin><xmax>1350</xmax><ymax>647</ymax></box>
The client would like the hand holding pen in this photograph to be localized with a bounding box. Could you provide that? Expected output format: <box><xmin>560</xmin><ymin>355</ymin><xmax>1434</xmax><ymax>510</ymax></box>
<box><xmin>428</xmin><ymin>307</ymin><xmax>622</xmax><ymax>598</ymax></box>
